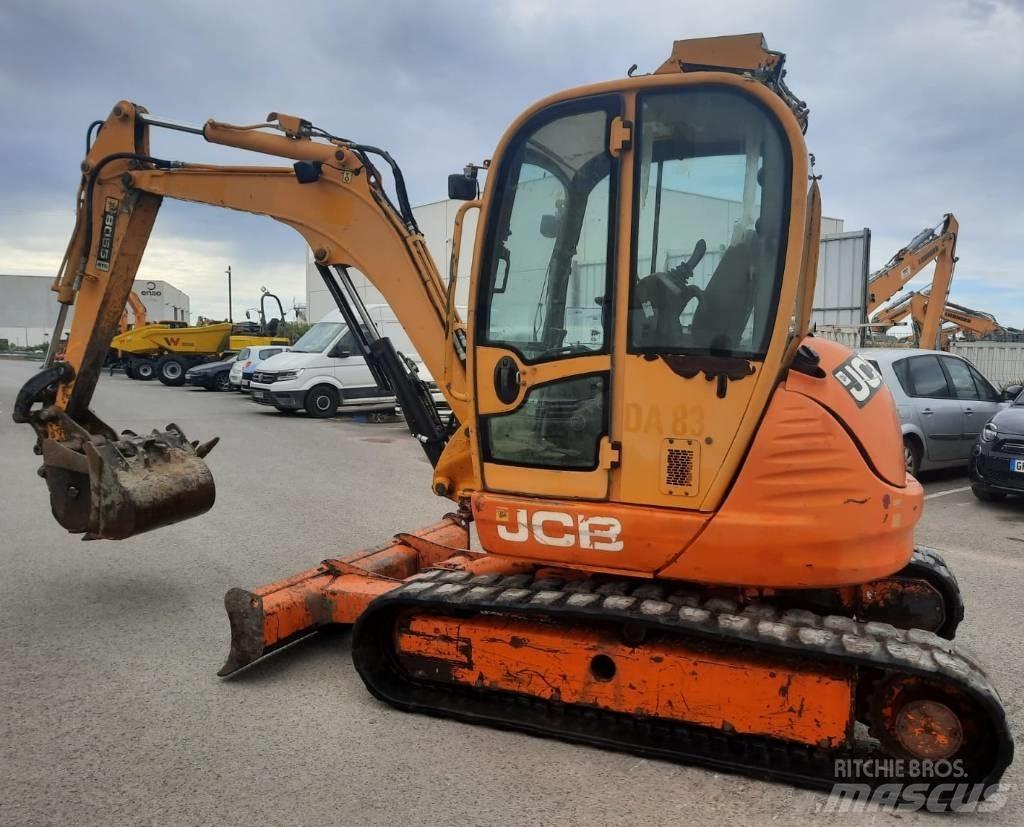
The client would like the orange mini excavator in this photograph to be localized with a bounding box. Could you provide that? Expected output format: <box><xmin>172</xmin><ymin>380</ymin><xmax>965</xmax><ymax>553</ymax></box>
<box><xmin>14</xmin><ymin>34</ymin><xmax>1011</xmax><ymax>804</ymax></box>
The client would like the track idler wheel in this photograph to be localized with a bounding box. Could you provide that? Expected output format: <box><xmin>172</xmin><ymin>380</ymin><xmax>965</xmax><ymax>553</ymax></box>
<box><xmin>870</xmin><ymin>675</ymin><xmax>995</xmax><ymax>779</ymax></box>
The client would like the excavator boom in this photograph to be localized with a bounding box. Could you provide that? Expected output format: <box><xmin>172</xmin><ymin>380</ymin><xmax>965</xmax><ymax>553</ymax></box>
<box><xmin>117</xmin><ymin>290</ymin><xmax>148</xmax><ymax>335</ymax></box>
<box><xmin>867</xmin><ymin>214</ymin><xmax>959</xmax><ymax>349</ymax></box>
<box><xmin>14</xmin><ymin>101</ymin><xmax>471</xmax><ymax>538</ymax></box>
<box><xmin>873</xmin><ymin>287</ymin><xmax>1001</xmax><ymax>348</ymax></box>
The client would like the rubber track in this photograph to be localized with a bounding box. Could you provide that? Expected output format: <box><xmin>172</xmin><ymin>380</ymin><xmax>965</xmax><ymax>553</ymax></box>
<box><xmin>902</xmin><ymin>546</ymin><xmax>965</xmax><ymax>638</ymax></box>
<box><xmin>352</xmin><ymin>563</ymin><xmax>1011</xmax><ymax>807</ymax></box>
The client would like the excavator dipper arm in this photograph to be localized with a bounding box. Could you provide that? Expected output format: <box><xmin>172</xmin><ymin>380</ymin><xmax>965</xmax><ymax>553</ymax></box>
<box><xmin>15</xmin><ymin>101</ymin><xmax>471</xmax><ymax>539</ymax></box>
<box><xmin>867</xmin><ymin>214</ymin><xmax>959</xmax><ymax>348</ymax></box>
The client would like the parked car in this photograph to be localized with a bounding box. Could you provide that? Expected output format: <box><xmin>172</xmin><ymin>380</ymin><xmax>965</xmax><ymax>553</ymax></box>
<box><xmin>249</xmin><ymin>306</ymin><xmax>439</xmax><ymax>417</ymax></box>
<box><xmin>230</xmin><ymin>345</ymin><xmax>289</xmax><ymax>391</ymax></box>
<box><xmin>184</xmin><ymin>352</ymin><xmax>238</xmax><ymax>391</ymax></box>
<box><xmin>858</xmin><ymin>348</ymin><xmax>1010</xmax><ymax>476</ymax></box>
<box><xmin>970</xmin><ymin>385</ymin><xmax>1024</xmax><ymax>500</ymax></box>
<box><xmin>240</xmin><ymin>346</ymin><xmax>289</xmax><ymax>391</ymax></box>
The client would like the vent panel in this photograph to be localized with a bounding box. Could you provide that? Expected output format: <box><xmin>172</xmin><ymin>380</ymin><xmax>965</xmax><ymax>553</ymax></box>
<box><xmin>660</xmin><ymin>438</ymin><xmax>700</xmax><ymax>497</ymax></box>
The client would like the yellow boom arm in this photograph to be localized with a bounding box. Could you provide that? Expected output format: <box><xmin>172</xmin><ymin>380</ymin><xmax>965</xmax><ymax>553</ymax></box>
<box><xmin>14</xmin><ymin>101</ymin><xmax>470</xmax><ymax>539</ymax></box>
<box><xmin>872</xmin><ymin>288</ymin><xmax>1000</xmax><ymax>349</ymax></box>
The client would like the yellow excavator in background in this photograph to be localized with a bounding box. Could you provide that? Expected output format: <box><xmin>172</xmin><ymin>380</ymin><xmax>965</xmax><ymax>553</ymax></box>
<box><xmin>12</xmin><ymin>34</ymin><xmax>1012</xmax><ymax>804</ymax></box>
<box><xmin>867</xmin><ymin>215</ymin><xmax>958</xmax><ymax>350</ymax></box>
<box><xmin>872</xmin><ymin>288</ymin><xmax>1002</xmax><ymax>348</ymax></box>
<box><xmin>116</xmin><ymin>290</ymin><xmax>148</xmax><ymax>334</ymax></box>
<box><xmin>939</xmin><ymin>298</ymin><xmax>1003</xmax><ymax>342</ymax></box>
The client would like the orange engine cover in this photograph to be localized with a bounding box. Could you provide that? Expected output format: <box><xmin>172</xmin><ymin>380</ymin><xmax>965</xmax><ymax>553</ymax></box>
<box><xmin>659</xmin><ymin>377</ymin><xmax>922</xmax><ymax>587</ymax></box>
<box><xmin>475</xmin><ymin>336</ymin><xmax>921</xmax><ymax>589</ymax></box>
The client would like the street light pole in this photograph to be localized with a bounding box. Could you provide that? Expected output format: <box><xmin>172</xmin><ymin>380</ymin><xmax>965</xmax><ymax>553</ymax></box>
<box><xmin>225</xmin><ymin>265</ymin><xmax>233</xmax><ymax>322</ymax></box>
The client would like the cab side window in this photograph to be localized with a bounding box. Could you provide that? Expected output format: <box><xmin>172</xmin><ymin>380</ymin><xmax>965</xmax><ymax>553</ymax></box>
<box><xmin>906</xmin><ymin>355</ymin><xmax>951</xmax><ymax>398</ymax></box>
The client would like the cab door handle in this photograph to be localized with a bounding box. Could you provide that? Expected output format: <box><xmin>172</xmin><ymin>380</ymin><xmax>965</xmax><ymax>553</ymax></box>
<box><xmin>921</xmin><ymin>408</ymin><xmax>934</xmax><ymax>415</ymax></box>
<box><xmin>493</xmin><ymin>355</ymin><xmax>521</xmax><ymax>404</ymax></box>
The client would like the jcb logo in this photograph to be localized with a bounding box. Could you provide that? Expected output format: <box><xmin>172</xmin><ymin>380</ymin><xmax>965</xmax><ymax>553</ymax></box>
<box><xmin>495</xmin><ymin>508</ymin><xmax>623</xmax><ymax>552</ymax></box>
<box><xmin>833</xmin><ymin>354</ymin><xmax>882</xmax><ymax>407</ymax></box>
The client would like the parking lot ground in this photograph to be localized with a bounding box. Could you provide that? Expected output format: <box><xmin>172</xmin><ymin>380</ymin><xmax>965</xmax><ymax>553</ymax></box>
<box><xmin>2</xmin><ymin>358</ymin><xmax>1023</xmax><ymax>826</ymax></box>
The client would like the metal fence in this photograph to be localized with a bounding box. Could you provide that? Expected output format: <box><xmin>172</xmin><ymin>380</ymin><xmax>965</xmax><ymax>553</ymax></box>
<box><xmin>949</xmin><ymin>341</ymin><xmax>1024</xmax><ymax>388</ymax></box>
<box><xmin>813</xmin><ymin>326</ymin><xmax>863</xmax><ymax>349</ymax></box>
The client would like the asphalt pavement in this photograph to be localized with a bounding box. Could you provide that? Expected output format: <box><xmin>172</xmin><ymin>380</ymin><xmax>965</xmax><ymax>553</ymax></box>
<box><xmin>2</xmin><ymin>359</ymin><xmax>1023</xmax><ymax>826</ymax></box>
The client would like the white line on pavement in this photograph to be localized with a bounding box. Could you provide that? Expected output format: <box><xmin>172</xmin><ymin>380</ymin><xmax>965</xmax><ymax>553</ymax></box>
<box><xmin>924</xmin><ymin>485</ymin><xmax>972</xmax><ymax>500</ymax></box>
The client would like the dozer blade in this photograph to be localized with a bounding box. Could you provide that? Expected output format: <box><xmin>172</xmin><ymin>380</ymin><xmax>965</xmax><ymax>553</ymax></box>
<box><xmin>219</xmin><ymin>516</ymin><xmax>472</xmax><ymax>676</ymax></box>
<box><xmin>40</xmin><ymin>423</ymin><xmax>217</xmax><ymax>540</ymax></box>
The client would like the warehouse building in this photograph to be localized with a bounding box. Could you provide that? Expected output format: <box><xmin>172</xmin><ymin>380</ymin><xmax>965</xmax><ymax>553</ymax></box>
<box><xmin>0</xmin><ymin>275</ymin><xmax>190</xmax><ymax>348</ymax></box>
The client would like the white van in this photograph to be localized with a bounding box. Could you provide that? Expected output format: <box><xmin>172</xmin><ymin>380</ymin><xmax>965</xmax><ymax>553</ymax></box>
<box><xmin>249</xmin><ymin>305</ymin><xmax>434</xmax><ymax>417</ymax></box>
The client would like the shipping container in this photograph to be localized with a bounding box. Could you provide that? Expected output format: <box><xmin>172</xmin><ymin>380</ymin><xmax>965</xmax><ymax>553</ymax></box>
<box><xmin>949</xmin><ymin>341</ymin><xmax>1024</xmax><ymax>388</ymax></box>
<box><xmin>810</xmin><ymin>230</ymin><xmax>871</xmax><ymax>341</ymax></box>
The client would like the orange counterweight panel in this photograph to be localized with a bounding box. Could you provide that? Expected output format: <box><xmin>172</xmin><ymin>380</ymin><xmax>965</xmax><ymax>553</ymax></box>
<box><xmin>219</xmin><ymin>518</ymin><xmax>469</xmax><ymax>676</ymax></box>
<box><xmin>786</xmin><ymin>337</ymin><xmax>906</xmax><ymax>487</ymax></box>
<box><xmin>397</xmin><ymin>614</ymin><xmax>854</xmax><ymax>748</ymax></box>
<box><xmin>660</xmin><ymin>384</ymin><xmax>922</xmax><ymax>588</ymax></box>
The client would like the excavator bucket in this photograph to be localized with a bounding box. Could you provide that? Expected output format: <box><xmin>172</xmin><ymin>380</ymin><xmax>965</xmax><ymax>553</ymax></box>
<box><xmin>40</xmin><ymin>424</ymin><xmax>217</xmax><ymax>540</ymax></box>
<box><xmin>16</xmin><ymin>363</ymin><xmax>217</xmax><ymax>540</ymax></box>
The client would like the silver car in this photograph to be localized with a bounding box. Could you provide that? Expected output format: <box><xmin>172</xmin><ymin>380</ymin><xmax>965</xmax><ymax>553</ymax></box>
<box><xmin>857</xmin><ymin>348</ymin><xmax>1007</xmax><ymax>475</ymax></box>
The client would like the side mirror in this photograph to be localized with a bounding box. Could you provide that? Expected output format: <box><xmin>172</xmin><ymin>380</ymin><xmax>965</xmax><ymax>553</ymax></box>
<box><xmin>1003</xmin><ymin>384</ymin><xmax>1022</xmax><ymax>401</ymax></box>
<box><xmin>331</xmin><ymin>346</ymin><xmax>352</xmax><ymax>359</ymax></box>
<box><xmin>539</xmin><ymin>213</ymin><xmax>560</xmax><ymax>239</ymax></box>
<box><xmin>448</xmin><ymin>173</ymin><xmax>477</xmax><ymax>201</ymax></box>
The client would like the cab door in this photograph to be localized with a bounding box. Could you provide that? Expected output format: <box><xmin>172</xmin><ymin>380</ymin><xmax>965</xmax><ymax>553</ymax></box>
<box><xmin>473</xmin><ymin>96</ymin><xmax>622</xmax><ymax>500</ymax></box>
<box><xmin>613</xmin><ymin>86</ymin><xmax>800</xmax><ymax>511</ymax></box>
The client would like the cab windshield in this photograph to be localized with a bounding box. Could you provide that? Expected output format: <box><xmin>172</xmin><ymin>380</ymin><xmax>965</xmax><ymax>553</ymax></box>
<box><xmin>291</xmin><ymin>322</ymin><xmax>345</xmax><ymax>353</ymax></box>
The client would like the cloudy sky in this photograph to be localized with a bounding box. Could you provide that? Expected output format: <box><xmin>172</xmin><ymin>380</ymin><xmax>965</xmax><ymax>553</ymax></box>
<box><xmin>2</xmin><ymin>0</ymin><xmax>1022</xmax><ymax>325</ymax></box>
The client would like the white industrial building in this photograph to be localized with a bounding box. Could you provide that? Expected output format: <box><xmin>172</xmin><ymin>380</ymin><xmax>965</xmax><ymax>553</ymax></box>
<box><xmin>305</xmin><ymin>195</ymin><xmax>842</xmax><ymax>326</ymax></box>
<box><xmin>132</xmin><ymin>279</ymin><xmax>190</xmax><ymax>324</ymax></box>
<box><xmin>0</xmin><ymin>275</ymin><xmax>190</xmax><ymax>348</ymax></box>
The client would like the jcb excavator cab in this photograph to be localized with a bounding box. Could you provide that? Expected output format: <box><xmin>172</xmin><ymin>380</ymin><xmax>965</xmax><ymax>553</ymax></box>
<box><xmin>472</xmin><ymin>77</ymin><xmax>794</xmax><ymax>466</ymax></box>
